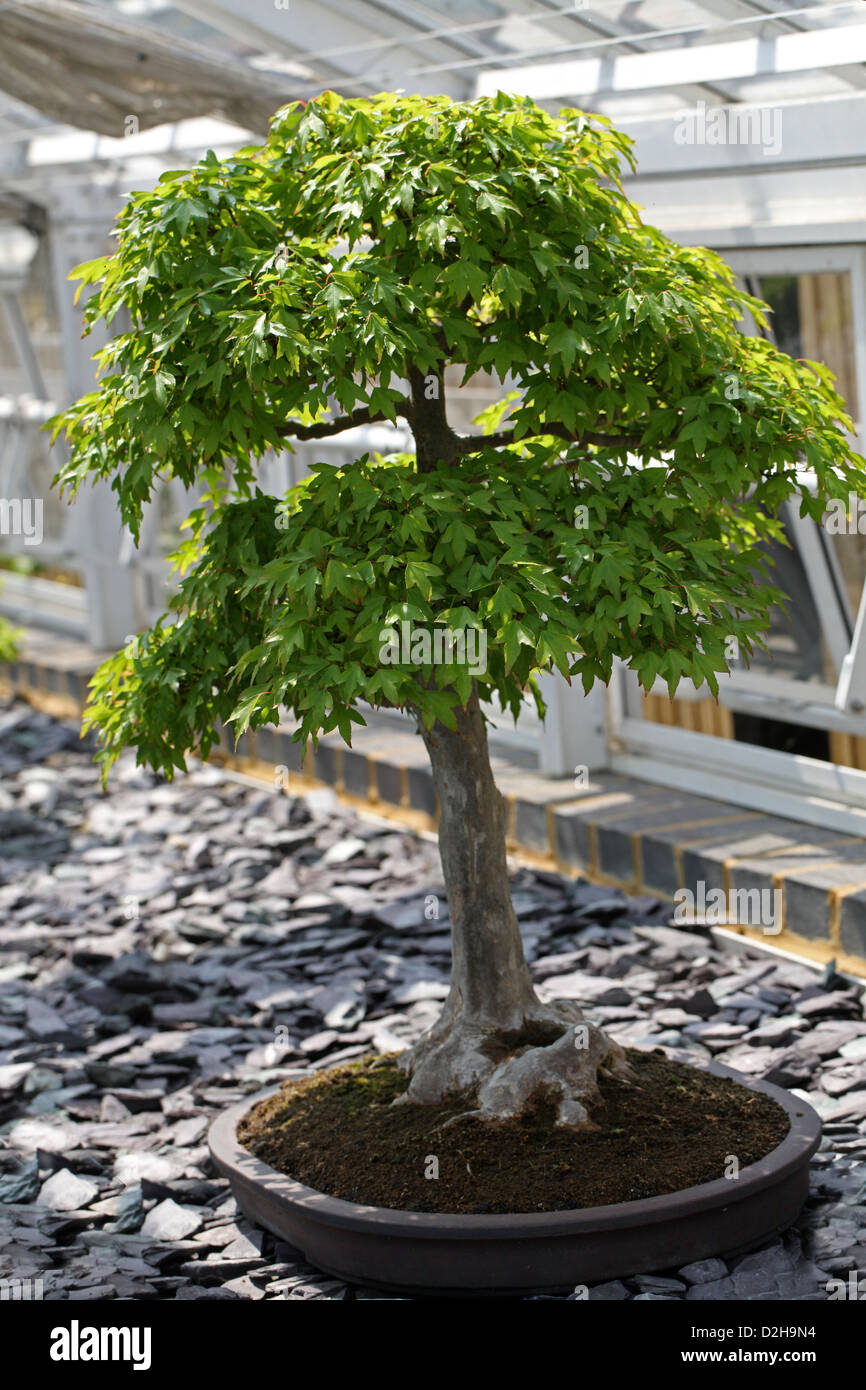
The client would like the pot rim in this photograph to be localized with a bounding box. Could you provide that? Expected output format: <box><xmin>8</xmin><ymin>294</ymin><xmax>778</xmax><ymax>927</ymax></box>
<box><xmin>208</xmin><ymin>1050</ymin><xmax>822</xmax><ymax>1241</ymax></box>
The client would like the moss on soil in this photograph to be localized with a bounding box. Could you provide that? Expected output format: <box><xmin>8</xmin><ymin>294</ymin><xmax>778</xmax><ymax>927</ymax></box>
<box><xmin>237</xmin><ymin>1048</ymin><xmax>790</xmax><ymax>1215</ymax></box>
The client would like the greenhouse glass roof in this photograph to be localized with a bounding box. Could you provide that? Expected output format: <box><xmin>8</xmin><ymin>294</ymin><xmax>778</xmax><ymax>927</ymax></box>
<box><xmin>0</xmin><ymin>0</ymin><xmax>865</xmax><ymax>142</ymax></box>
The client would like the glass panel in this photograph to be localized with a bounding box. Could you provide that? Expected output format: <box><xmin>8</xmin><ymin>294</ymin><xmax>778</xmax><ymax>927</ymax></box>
<box><xmin>641</xmin><ymin>264</ymin><xmax>864</xmax><ymax>758</ymax></box>
<box><xmin>750</xmin><ymin>270</ymin><xmax>866</xmax><ymax>686</ymax></box>
<box><xmin>759</xmin><ymin>272</ymin><xmax>866</xmax><ymax>680</ymax></box>
<box><xmin>756</xmin><ymin>271</ymin><xmax>859</xmax><ymax>422</ymax></box>
<box><xmin>706</xmin><ymin>269</ymin><xmax>860</xmax><ymax>686</ymax></box>
<box><xmin>744</xmin><ymin>521</ymin><xmax>833</xmax><ymax>685</ymax></box>
<box><xmin>829</xmin><ymin>530</ymin><xmax>866</xmax><ymax>632</ymax></box>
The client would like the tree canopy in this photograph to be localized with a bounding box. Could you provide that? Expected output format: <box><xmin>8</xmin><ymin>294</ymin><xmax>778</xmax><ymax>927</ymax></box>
<box><xmin>50</xmin><ymin>90</ymin><xmax>865</xmax><ymax>779</ymax></box>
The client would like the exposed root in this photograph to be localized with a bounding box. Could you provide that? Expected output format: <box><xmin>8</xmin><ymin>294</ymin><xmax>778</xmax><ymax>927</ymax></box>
<box><xmin>430</xmin><ymin>1109</ymin><xmax>483</xmax><ymax>1133</ymax></box>
<box><xmin>396</xmin><ymin>999</ymin><xmax>633</xmax><ymax>1129</ymax></box>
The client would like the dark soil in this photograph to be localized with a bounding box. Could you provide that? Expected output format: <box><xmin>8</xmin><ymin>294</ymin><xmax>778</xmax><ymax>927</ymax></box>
<box><xmin>237</xmin><ymin>1049</ymin><xmax>791</xmax><ymax>1215</ymax></box>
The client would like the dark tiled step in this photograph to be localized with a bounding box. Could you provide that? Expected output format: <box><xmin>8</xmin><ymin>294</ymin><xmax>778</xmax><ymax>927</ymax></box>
<box><xmin>4</xmin><ymin>634</ymin><xmax>865</xmax><ymax>976</ymax></box>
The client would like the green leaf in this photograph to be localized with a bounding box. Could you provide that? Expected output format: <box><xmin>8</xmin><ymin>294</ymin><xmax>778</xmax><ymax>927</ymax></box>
<box><xmin>45</xmin><ymin>91</ymin><xmax>866</xmax><ymax>774</ymax></box>
<box><xmin>475</xmin><ymin>188</ymin><xmax>516</xmax><ymax>226</ymax></box>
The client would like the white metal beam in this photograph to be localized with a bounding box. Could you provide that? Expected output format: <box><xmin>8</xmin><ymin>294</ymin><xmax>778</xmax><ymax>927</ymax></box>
<box><xmin>536</xmin><ymin>671</ymin><xmax>610</xmax><ymax>778</ymax></box>
<box><xmin>620</xmin><ymin>92</ymin><xmax>866</xmax><ymax>178</ymax></box>
<box><xmin>46</xmin><ymin>185</ymin><xmax>139</xmax><ymax>647</ymax></box>
<box><xmin>477</xmin><ymin>21</ymin><xmax>866</xmax><ymax>99</ymax></box>
<box><xmin>624</xmin><ymin>166</ymin><xmax>866</xmax><ymax>249</ymax></box>
<box><xmin>785</xmin><ymin>500</ymin><xmax>853</xmax><ymax>677</ymax></box>
<box><xmin>837</xmin><ymin>576</ymin><xmax>866</xmax><ymax>716</ymax></box>
<box><xmin>172</xmin><ymin>0</ymin><xmax>470</xmax><ymax>96</ymax></box>
<box><xmin>613</xmin><ymin>714</ymin><xmax>866</xmax><ymax>833</ymax></box>
<box><xmin>525</xmin><ymin>0</ymin><xmax>750</xmax><ymax>108</ymax></box>
<box><xmin>695</xmin><ymin>0</ymin><xmax>866</xmax><ymax>91</ymax></box>
<box><xmin>25</xmin><ymin>116</ymin><xmax>254</xmax><ymax>170</ymax></box>
<box><xmin>612</xmin><ymin>741</ymin><xmax>866</xmax><ymax>835</ymax></box>
<box><xmin>1</xmin><ymin>291</ymin><xmax>45</xmax><ymax>396</ymax></box>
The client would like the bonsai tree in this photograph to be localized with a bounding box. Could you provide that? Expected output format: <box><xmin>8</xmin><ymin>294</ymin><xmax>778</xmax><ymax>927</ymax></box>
<box><xmin>51</xmin><ymin>91</ymin><xmax>864</xmax><ymax>1125</ymax></box>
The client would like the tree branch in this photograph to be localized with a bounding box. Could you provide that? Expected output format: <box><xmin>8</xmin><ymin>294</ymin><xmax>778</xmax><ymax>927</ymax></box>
<box><xmin>408</xmin><ymin>364</ymin><xmax>461</xmax><ymax>471</ymax></box>
<box><xmin>276</xmin><ymin>402</ymin><xmax>414</xmax><ymax>441</ymax></box>
<box><xmin>455</xmin><ymin>424</ymin><xmax>643</xmax><ymax>454</ymax></box>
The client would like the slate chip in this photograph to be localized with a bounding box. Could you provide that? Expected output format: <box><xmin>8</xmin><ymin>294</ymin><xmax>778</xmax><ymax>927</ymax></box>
<box><xmin>0</xmin><ymin>694</ymin><xmax>862</xmax><ymax>1302</ymax></box>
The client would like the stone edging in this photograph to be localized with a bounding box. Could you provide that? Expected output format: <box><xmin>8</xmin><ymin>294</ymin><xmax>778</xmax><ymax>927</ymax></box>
<box><xmin>4</xmin><ymin>653</ymin><xmax>866</xmax><ymax>977</ymax></box>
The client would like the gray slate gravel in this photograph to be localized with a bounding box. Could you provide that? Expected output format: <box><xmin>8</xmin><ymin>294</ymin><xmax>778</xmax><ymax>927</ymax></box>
<box><xmin>0</xmin><ymin>697</ymin><xmax>864</xmax><ymax>1301</ymax></box>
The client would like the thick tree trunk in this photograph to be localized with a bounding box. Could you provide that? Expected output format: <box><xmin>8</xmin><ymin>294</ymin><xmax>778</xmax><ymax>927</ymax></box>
<box><xmin>398</xmin><ymin>691</ymin><xmax>632</xmax><ymax>1126</ymax></box>
<box><xmin>422</xmin><ymin>694</ymin><xmax>537</xmax><ymax>1029</ymax></box>
<box><xmin>408</xmin><ymin>365</ymin><xmax>460</xmax><ymax>471</ymax></box>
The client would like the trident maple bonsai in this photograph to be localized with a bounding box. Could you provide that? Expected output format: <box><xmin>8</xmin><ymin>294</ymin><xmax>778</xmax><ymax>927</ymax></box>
<box><xmin>51</xmin><ymin>91</ymin><xmax>863</xmax><ymax>1125</ymax></box>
